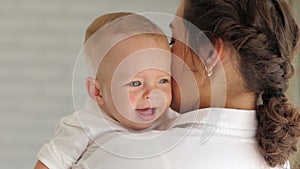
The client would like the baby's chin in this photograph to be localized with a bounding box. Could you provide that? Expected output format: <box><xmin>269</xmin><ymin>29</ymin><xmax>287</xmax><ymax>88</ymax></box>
<box><xmin>122</xmin><ymin>115</ymin><xmax>166</xmax><ymax>131</ymax></box>
<box><xmin>127</xmin><ymin>122</ymin><xmax>155</xmax><ymax>131</ymax></box>
<box><xmin>129</xmin><ymin>118</ymin><xmax>161</xmax><ymax>130</ymax></box>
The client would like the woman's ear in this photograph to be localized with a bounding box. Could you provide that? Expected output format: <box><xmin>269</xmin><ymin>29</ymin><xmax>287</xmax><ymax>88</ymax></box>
<box><xmin>205</xmin><ymin>38</ymin><xmax>224</xmax><ymax>72</ymax></box>
<box><xmin>214</xmin><ymin>38</ymin><xmax>224</xmax><ymax>59</ymax></box>
<box><xmin>86</xmin><ymin>77</ymin><xmax>104</xmax><ymax>106</ymax></box>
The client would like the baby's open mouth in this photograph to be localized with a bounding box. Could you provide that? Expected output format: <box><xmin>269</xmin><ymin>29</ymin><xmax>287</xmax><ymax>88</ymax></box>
<box><xmin>135</xmin><ymin>108</ymin><xmax>158</xmax><ymax>121</ymax></box>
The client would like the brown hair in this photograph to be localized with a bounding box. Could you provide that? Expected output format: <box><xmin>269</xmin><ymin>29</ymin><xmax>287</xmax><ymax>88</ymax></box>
<box><xmin>183</xmin><ymin>0</ymin><xmax>300</xmax><ymax>167</ymax></box>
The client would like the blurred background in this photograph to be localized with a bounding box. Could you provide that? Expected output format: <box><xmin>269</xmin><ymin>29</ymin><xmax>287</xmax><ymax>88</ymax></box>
<box><xmin>0</xmin><ymin>0</ymin><xmax>299</xmax><ymax>169</ymax></box>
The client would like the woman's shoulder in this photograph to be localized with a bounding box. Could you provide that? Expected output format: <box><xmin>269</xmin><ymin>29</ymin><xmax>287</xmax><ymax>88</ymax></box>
<box><xmin>170</xmin><ymin>108</ymin><xmax>256</xmax><ymax>130</ymax></box>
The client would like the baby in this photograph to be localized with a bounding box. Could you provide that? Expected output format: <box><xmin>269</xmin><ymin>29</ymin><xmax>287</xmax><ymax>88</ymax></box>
<box><xmin>34</xmin><ymin>12</ymin><xmax>176</xmax><ymax>169</ymax></box>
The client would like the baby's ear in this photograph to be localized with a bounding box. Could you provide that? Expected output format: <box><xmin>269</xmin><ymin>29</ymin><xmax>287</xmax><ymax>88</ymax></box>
<box><xmin>86</xmin><ymin>77</ymin><xmax>104</xmax><ymax>105</ymax></box>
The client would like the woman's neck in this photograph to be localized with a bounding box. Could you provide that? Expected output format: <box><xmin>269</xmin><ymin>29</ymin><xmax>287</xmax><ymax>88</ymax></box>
<box><xmin>199</xmin><ymin>92</ymin><xmax>256</xmax><ymax>110</ymax></box>
<box><xmin>224</xmin><ymin>92</ymin><xmax>257</xmax><ymax>110</ymax></box>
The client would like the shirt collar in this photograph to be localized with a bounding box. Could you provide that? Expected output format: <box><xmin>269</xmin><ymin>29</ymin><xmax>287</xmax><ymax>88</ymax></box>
<box><xmin>170</xmin><ymin>108</ymin><xmax>257</xmax><ymax>137</ymax></box>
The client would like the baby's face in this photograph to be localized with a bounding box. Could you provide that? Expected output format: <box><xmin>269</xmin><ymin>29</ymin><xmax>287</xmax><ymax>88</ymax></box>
<box><xmin>98</xmin><ymin>35</ymin><xmax>172</xmax><ymax>130</ymax></box>
<box><xmin>129</xmin><ymin>68</ymin><xmax>171</xmax><ymax>121</ymax></box>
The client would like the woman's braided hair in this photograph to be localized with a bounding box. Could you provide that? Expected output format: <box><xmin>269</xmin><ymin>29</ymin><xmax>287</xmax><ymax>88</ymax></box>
<box><xmin>184</xmin><ymin>0</ymin><xmax>300</xmax><ymax>167</ymax></box>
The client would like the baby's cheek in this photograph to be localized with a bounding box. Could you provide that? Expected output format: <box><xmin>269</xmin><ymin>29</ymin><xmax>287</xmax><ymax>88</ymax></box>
<box><xmin>162</xmin><ymin>88</ymin><xmax>172</xmax><ymax>105</ymax></box>
<box><xmin>128</xmin><ymin>92</ymin><xmax>139</xmax><ymax>108</ymax></box>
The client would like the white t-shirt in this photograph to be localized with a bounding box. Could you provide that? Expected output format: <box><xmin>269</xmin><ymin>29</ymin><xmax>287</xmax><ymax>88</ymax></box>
<box><xmin>36</xmin><ymin>98</ymin><xmax>178</xmax><ymax>169</ymax></box>
<box><xmin>72</xmin><ymin>108</ymin><xmax>290</xmax><ymax>169</ymax></box>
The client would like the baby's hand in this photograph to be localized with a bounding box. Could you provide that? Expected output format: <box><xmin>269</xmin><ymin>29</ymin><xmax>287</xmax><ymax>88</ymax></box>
<box><xmin>34</xmin><ymin>160</ymin><xmax>49</xmax><ymax>169</ymax></box>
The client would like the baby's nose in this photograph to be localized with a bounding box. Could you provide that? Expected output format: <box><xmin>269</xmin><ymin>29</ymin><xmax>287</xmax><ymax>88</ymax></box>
<box><xmin>143</xmin><ymin>90</ymin><xmax>151</xmax><ymax>99</ymax></box>
<box><xmin>143</xmin><ymin>89</ymin><xmax>161</xmax><ymax>100</ymax></box>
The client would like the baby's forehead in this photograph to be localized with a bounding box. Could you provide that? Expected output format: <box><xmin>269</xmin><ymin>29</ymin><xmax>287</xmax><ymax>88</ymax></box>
<box><xmin>107</xmin><ymin>35</ymin><xmax>170</xmax><ymax>58</ymax></box>
<box><xmin>86</xmin><ymin>33</ymin><xmax>171</xmax><ymax>79</ymax></box>
<box><xmin>98</xmin><ymin>36</ymin><xmax>171</xmax><ymax>79</ymax></box>
<box><xmin>107</xmin><ymin>52</ymin><xmax>172</xmax><ymax>83</ymax></box>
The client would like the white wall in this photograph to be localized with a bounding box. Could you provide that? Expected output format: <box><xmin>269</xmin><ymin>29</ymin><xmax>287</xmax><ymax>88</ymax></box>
<box><xmin>0</xmin><ymin>0</ymin><xmax>179</xmax><ymax>168</ymax></box>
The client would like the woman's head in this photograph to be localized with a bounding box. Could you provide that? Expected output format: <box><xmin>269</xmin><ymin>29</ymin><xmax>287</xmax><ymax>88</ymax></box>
<box><xmin>172</xmin><ymin>0</ymin><xmax>300</xmax><ymax>167</ymax></box>
<box><xmin>183</xmin><ymin>0</ymin><xmax>299</xmax><ymax>95</ymax></box>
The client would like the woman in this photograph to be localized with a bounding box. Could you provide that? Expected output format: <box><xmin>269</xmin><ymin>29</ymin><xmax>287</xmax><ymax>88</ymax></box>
<box><xmin>170</xmin><ymin>0</ymin><xmax>300</xmax><ymax>168</ymax></box>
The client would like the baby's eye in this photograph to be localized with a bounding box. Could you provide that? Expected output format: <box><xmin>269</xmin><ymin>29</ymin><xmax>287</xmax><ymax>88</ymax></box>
<box><xmin>158</xmin><ymin>79</ymin><xmax>169</xmax><ymax>84</ymax></box>
<box><xmin>130</xmin><ymin>81</ymin><xmax>142</xmax><ymax>87</ymax></box>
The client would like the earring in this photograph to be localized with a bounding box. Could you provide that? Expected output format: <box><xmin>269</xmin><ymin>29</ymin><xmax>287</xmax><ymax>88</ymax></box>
<box><xmin>205</xmin><ymin>66</ymin><xmax>213</xmax><ymax>77</ymax></box>
<box><xmin>207</xmin><ymin>70</ymin><xmax>213</xmax><ymax>77</ymax></box>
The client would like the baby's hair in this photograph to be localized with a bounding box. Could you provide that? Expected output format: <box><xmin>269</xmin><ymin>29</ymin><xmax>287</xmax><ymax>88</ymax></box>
<box><xmin>83</xmin><ymin>12</ymin><xmax>168</xmax><ymax>76</ymax></box>
<box><xmin>84</xmin><ymin>12</ymin><xmax>133</xmax><ymax>44</ymax></box>
<box><xmin>184</xmin><ymin>0</ymin><xmax>300</xmax><ymax>167</ymax></box>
